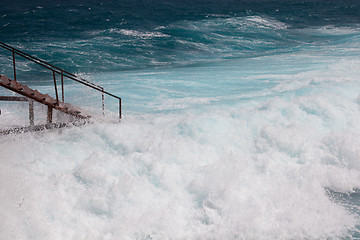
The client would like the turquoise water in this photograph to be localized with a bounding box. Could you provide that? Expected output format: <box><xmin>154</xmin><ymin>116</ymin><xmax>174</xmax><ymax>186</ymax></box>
<box><xmin>1</xmin><ymin>1</ymin><xmax>360</xmax><ymax>239</ymax></box>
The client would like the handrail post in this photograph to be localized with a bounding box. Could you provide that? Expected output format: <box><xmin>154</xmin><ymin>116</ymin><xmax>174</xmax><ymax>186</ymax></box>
<box><xmin>119</xmin><ymin>98</ymin><xmax>122</xmax><ymax>120</ymax></box>
<box><xmin>52</xmin><ymin>70</ymin><xmax>59</xmax><ymax>104</ymax></box>
<box><xmin>12</xmin><ymin>50</ymin><xmax>16</xmax><ymax>81</ymax></box>
<box><xmin>61</xmin><ymin>71</ymin><xmax>64</xmax><ymax>102</ymax></box>
<box><xmin>102</xmin><ymin>90</ymin><xmax>105</xmax><ymax>116</ymax></box>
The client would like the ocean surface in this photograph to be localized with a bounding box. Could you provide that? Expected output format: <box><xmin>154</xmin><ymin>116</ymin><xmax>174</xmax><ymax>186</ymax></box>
<box><xmin>1</xmin><ymin>0</ymin><xmax>360</xmax><ymax>239</ymax></box>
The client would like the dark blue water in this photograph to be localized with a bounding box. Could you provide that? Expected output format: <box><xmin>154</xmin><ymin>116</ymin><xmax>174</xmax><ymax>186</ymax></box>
<box><xmin>1</xmin><ymin>0</ymin><xmax>359</xmax><ymax>73</ymax></box>
<box><xmin>1</xmin><ymin>1</ymin><xmax>360</xmax><ymax>239</ymax></box>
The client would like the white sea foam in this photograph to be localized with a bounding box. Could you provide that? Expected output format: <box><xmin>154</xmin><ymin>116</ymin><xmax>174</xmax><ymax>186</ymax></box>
<box><xmin>1</xmin><ymin>96</ymin><xmax>359</xmax><ymax>239</ymax></box>
<box><xmin>183</xmin><ymin>15</ymin><xmax>288</xmax><ymax>31</ymax></box>
<box><xmin>243</xmin><ymin>15</ymin><xmax>288</xmax><ymax>29</ymax></box>
<box><xmin>303</xmin><ymin>25</ymin><xmax>360</xmax><ymax>36</ymax></box>
<box><xmin>118</xmin><ymin>29</ymin><xmax>170</xmax><ymax>38</ymax></box>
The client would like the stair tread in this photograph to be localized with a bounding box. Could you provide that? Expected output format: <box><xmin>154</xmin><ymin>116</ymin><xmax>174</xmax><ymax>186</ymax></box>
<box><xmin>0</xmin><ymin>75</ymin><xmax>11</xmax><ymax>85</ymax></box>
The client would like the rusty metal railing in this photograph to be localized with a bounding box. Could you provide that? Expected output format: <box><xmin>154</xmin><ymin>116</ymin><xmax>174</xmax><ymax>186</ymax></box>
<box><xmin>0</xmin><ymin>41</ymin><xmax>121</xmax><ymax>119</ymax></box>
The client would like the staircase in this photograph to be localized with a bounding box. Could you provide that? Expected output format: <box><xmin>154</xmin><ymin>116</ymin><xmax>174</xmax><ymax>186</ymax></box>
<box><xmin>0</xmin><ymin>74</ymin><xmax>88</xmax><ymax>119</ymax></box>
<box><xmin>0</xmin><ymin>42</ymin><xmax>122</xmax><ymax>133</ymax></box>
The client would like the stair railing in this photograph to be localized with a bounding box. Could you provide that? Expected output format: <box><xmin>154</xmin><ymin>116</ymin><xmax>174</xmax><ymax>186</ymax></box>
<box><xmin>0</xmin><ymin>41</ymin><xmax>121</xmax><ymax>119</ymax></box>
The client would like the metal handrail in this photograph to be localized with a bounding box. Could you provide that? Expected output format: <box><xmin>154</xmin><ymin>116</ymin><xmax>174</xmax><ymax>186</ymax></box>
<box><xmin>0</xmin><ymin>41</ymin><xmax>121</xmax><ymax>119</ymax></box>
